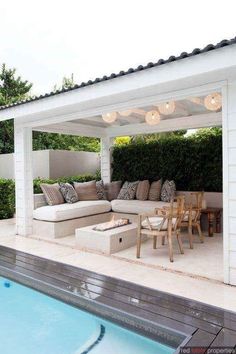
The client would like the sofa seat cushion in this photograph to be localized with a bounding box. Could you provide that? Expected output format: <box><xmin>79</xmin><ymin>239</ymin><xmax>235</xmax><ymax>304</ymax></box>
<box><xmin>111</xmin><ymin>200</ymin><xmax>170</xmax><ymax>214</ymax></box>
<box><xmin>33</xmin><ymin>200</ymin><xmax>111</xmax><ymax>222</ymax></box>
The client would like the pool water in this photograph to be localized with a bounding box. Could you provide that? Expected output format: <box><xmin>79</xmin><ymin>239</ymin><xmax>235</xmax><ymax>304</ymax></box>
<box><xmin>0</xmin><ymin>277</ymin><xmax>175</xmax><ymax>354</ymax></box>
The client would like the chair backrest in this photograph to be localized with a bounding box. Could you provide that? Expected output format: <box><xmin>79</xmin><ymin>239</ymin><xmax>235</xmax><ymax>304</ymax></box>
<box><xmin>190</xmin><ymin>192</ymin><xmax>204</xmax><ymax>221</ymax></box>
<box><xmin>168</xmin><ymin>195</ymin><xmax>185</xmax><ymax>230</ymax></box>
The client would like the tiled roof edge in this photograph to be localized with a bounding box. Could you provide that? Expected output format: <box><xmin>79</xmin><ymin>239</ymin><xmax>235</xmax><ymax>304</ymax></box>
<box><xmin>1</xmin><ymin>36</ymin><xmax>236</xmax><ymax>111</ymax></box>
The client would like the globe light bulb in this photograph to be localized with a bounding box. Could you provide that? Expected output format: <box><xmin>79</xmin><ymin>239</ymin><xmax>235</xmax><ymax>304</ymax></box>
<box><xmin>102</xmin><ymin>112</ymin><xmax>117</xmax><ymax>123</ymax></box>
<box><xmin>204</xmin><ymin>93</ymin><xmax>222</xmax><ymax>111</ymax></box>
<box><xmin>145</xmin><ymin>110</ymin><xmax>161</xmax><ymax>125</ymax></box>
<box><xmin>158</xmin><ymin>101</ymin><xmax>175</xmax><ymax>115</ymax></box>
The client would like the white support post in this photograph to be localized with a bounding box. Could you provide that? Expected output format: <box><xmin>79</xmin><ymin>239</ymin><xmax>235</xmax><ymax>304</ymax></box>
<box><xmin>223</xmin><ymin>82</ymin><xmax>236</xmax><ymax>285</ymax></box>
<box><xmin>14</xmin><ymin>124</ymin><xmax>34</xmax><ymax>236</ymax></box>
<box><xmin>100</xmin><ymin>137</ymin><xmax>114</xmax><ymax>183</ymax></box>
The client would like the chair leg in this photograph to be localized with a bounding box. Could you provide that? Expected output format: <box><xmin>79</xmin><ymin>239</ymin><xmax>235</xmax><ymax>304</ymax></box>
<box><xmin>196</xmin><ymin>223</ymin><xmax>204</xmax><ymax>243</ymax></box>
<box><xmin>188</xmin><ymin>225</ymin><xmax>194</xmax><ymax>249</ymax></box>
<box><xmin>136</xmin><ymin>232</ymin><xmax>142</xmax><ymax>258</ymax></box>
<box><xmin>167</xmin><ymin>234</ymin><xmax>174</xmax><ymax>262</ymax></box>
<box><xmin>176</xmin><ymin>231</ymin><xmax>184</xmax><ymax>254</ymax></box>
<box><xmin>162</xmin><ymin>236</ymin><xmax>165</xmax><ymax>245</ymax></box>
<box><xmin>153</xmin><ymin>236</ymin><xmax>157</xmax><ymax>249</ymax></box>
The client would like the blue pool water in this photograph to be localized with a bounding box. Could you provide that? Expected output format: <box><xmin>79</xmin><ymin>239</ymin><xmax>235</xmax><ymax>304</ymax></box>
<box><xmin>0</xmin><ymin>277</ymin><xmax>175</xmax><ymax>354</ymax></box>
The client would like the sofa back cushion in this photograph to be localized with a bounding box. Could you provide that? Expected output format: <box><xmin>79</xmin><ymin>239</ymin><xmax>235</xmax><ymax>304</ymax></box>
<box><xmin>104</xmin><ymin>181</ymin><xmax>122</xmax><ymax>201</ymax></box>
<box><xmin>161</xmin><ymin>180</ymin><xmax>176</xmax><ymax>202</ymax></box>
<box><xmin>59</xmin><ymin>183</ymin><xmax>79</xmax><ymax>204</ymax></box>
<box><xmin>136</xmin><ymin>180</ymin><xmax>150</xmax><ymax>201</ymax></box>
<box><xmin>73</xmin><ymin>180</ymin><xmax>98</xmax><ymax>201</ymax></box>
<box><xmin>40</xmin><ymin>183</ymin><xmax>65</xmax><ymax>206</ymax></box>
<box><xmin>148</xmin><ymin>179</ymin><xmax>162</xmax><ymax>201</ymax></box>
<box><xmin>96</xmin><ymin>180</ymin><xmax>106</xmax><ymax>200</ymax></box>
<box><xmin>117</xmin><ymin>181</ymin><xmax>139</xmax><ymax>200</ymax></box>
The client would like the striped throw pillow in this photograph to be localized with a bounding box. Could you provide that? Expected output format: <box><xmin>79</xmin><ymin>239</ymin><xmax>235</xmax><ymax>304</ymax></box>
<box><xmin>148</xmin><ymin>179</ymin><xmax>162</xmax><ymax>201</ymax></box>
<box><xmin>40</xmin><ymin>183</ymin><xmax>65</xmax><ymax>206</ymax></box>
<box><xmin>136</xmin><ymin>180</ymin><xmax>150</xmax><ymax>200</ymax></box>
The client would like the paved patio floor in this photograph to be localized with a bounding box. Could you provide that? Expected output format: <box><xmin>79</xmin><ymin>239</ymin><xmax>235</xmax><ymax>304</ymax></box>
<box><xmin>0</xmin><ymin>219</ymin><xmax>235</xmax><ymax>313</ymax></box>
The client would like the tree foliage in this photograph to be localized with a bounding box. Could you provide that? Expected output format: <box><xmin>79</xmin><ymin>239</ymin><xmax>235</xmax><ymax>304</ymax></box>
<box><xmin>0</xmin><ymin>64</ymin><xmax>32</xmax><ymax>153</ymax></box>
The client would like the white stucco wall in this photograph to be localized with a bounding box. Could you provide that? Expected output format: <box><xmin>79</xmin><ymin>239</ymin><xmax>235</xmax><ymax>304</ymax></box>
<box><xmin>0</xmin><ymin>150</ymin><xmax>99</xmax><ymax>179</ymax></box>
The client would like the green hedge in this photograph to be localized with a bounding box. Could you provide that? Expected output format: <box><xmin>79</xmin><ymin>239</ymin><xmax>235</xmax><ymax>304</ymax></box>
<box><xmin>0</xmin><ymin>173</ymin><xmax>100</xmax><ymax>220</ymax></box>
<box><xmin>112</xmin><ymin>134</ymin><xmax>222</xmax><ymax>192</ymax></box>
<box><xmin>0</xmin><ymin>179</ymin><xmax>15</xmax><ymax>219</ymax></box>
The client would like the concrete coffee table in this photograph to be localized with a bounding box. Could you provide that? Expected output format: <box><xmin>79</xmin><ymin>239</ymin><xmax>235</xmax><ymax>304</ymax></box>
<box><xmin>75</xmin><ymin>222</ymin><xmax>138</xmax><ymax>255</ymax></box>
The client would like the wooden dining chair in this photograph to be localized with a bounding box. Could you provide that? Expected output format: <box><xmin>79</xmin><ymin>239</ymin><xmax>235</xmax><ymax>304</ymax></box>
<box><xmin>180</xmin><ymin>192</ymin><xmax>204</xmax><ymax>249</ymax></box>
<box><xmin>136</xmin><ymin>196</ymin><xmax>185</xmax><ymax>262</ymax></box>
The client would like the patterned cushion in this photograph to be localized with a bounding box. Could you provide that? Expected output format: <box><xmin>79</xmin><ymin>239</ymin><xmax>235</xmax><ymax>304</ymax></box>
<box><xmin>59</xmin><ymin>183</ymin><xmax>79</xmax><ymax>204</ymax></box>
<box><xmin>148</xmin><ymin>179</ymin><xmax>162</xmax><ymax>201</ymax></box>
<box><xmin>96</xmin><ymin>180</ymin><xmax>106</xmax><ymax>200</ymax></box>
<box><xmin>117</xmin><ymin>181</ymin><xmax>139</xmax><ymax>200</ymax></box>
<box><xmin>73</xmin><ymin>180</ymin><xmax>98</xmax><ymax>201</ymax></box>
<box><xmin>40</xmin><ymin>183</ymin><xmax>65</xmax><ymax>206</ymax></box>
<box><xmin>161</xmin><ymin>180</ymin><xmax>176</xmax><ymax>202</ymax></box>
<box><xmin>104</xmin><ymin>181</ymin><xmax>122</xmax><ymax>201</ymax></box>
<box><xmin>136</xmin><ymin>180</ymin><xmax>150</xmax><ymax>201</ymax></box>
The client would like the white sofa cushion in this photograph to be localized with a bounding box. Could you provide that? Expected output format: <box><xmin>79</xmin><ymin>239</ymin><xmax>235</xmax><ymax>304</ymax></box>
<box><xmin>33</xmin><ymin>200</ymin><xmax>111</xmax><ymax>222</ymax></box>
<box><xmin>111</xmin><ymin>199</ymin><xmax>170</xmax><ymax>214</ymax></box>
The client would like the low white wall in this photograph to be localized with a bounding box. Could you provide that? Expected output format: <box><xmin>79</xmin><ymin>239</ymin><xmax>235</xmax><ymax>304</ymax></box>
<box><xmin>0</xmin><ymin>150</ymin><xmax>100</xmax><ymax>179</ymax></box>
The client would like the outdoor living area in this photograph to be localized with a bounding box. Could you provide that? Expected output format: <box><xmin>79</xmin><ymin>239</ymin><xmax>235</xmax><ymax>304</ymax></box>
<box><xmin>1</xmin><ymin>94</ymin><xmax>224</xmax><ymax>283</ymax></box>
<box><xmin>0</xmin><ymin>38</ymin><xmax>236</xmax><ymax>291</ymax></box>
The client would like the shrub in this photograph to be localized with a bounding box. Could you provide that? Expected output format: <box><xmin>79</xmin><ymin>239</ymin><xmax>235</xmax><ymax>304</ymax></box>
<box><xmin>112</xmin><ymin>133</ymin><xmax>222</xmax><ymax>192</ymax></box>
<box><xmin>0</xmin><ymin>179</ymin><xmax>15</xmax><ymax>219</ymax></box>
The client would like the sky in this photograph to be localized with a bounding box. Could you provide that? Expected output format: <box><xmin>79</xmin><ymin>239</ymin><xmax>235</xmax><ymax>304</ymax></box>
<box><xmin>1</xmin><ymin>0</ymin><xmax>236</xmax><ymax>95</ymax></box>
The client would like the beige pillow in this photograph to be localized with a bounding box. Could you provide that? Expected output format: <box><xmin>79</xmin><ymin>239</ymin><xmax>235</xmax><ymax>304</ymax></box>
<box><xmin>73</xmin><ymin>180</ymin><xmax>98</xmax><ymax>201</ymax></box>
<box><xmin>40</xmin><ymin>183</ymin><xmax>65</xmax><ymax>206</ymax></box>
<box><xmin>136</xmin><ymin>180</ymin><xmax>150</xmax><ymax>201</ymax></box>
<box><xmin>104</xmin><ymin>181</ymin><xmax>122</xmax><ymax>201</ymax></box>
<box><xmin>148</xmin><ymin>179</ymin><xmax>162</xmax><ymax>201</ymax></box>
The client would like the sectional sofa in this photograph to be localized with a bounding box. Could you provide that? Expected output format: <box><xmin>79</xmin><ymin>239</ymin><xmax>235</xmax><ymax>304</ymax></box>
<box><xmin>33</xmin><ymin>193</ymin><xmax>170</xmax><ymax>238</ymax></box>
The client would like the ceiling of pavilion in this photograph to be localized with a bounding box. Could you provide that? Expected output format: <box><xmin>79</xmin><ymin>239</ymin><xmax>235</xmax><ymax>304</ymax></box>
<box><xmin>70</xmin><ymin>93</ymin><xmax>222</xmax><ymax>129</ymax></box>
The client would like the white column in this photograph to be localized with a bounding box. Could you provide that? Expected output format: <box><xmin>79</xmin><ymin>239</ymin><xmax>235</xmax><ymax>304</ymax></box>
<box><xmin>14</xmin><ymin>124</ymin><xmax>34</xmax><ymax>236</ymax></box>
<box><xmin>100</xmin><ymin>137</ymin><xmax>114</xmax><ymax>183</ymax></box>
<box><xmin>223</xmin><ymin>82</ymin><xmax>236</xmax><ymax>285</ymax></box>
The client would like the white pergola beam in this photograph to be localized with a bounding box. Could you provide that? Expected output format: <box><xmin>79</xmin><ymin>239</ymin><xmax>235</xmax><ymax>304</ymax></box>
<box><xmin>107</xmin><ymin>112</ymin><xmax>222</xmax><ymax>137</ymax></box>
<box><xmin>34</xmin><ymin>122</ymin><xmax>107</xmax><ymax>138</ymax></box>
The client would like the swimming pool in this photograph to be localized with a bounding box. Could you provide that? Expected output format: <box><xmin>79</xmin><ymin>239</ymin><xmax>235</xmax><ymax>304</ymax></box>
<box><xmin>0</xmin><ymin>277</ymin><xmax>175</xmax><ymax>354</ymax></box>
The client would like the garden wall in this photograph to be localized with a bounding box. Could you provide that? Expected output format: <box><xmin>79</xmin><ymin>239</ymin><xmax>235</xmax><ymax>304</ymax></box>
<box><xmin>0</xmin><ymin>150</ymin><xmax>100</xmax><ymax>179</ymax></box>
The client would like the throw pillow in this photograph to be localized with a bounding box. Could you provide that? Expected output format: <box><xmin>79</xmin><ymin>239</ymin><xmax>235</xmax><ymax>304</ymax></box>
<box><xmin>104</xmin><ymin>181</ymin><xmax>122</xmax><ymax>201</ymax></box>
<box><xmin>96</xmin><ymin>180</ymin><xmax>106</xmax><ymax>200</ymax></box>
<box><xmin>117</xmin><ymin>181</ymin><xmax>139</xmax><ymax>200</ymax></box>
<box><xmin>161</xmin><ymin>180</ymin><xmax>176</xmax><ymax>202</ymax></box>
<box><xmin>40</xmin><ymin>183</ymin><xmax>65</xmax><ymax>206</ymax></box>
<box><xmin>148</xmin><ymin>179</ymin><xmax>162</xmax><ymax>201</ymax></box>
<box><xmin>136</xmin><ymin>180</ymin><xmax>150</xmax><ymax>201</ymax></box>
<box><xmin>73</xmin><ymin>180</ymin><xmax>98</xmax><ymax>201</ymax></box>
<box><xmin>59</xmin><ymin>183</ymin><xmax>79</xmax><ymax>204</ymax></box>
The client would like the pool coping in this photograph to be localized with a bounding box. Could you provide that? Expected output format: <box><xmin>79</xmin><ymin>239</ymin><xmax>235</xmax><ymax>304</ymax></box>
<box><xmin>0</xmin><ymin>245</ymin><xmax>235</xmax><ymax>351</ymax></box>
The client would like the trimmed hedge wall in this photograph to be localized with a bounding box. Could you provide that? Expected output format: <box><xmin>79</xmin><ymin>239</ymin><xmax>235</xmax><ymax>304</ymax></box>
<box><xmin>112</xmin><ymin>134</ymin><xmax>222</xmax><ymax>192</ymax></box>
<box><xmin>0</xmin><ymin>173</ymin><xmax>99</xmax><ymax>220</ymax></box>
<box><xmin>0</xmin><ymin>179</ymin><xmax>15</xmax><ymax>219</ymax></box>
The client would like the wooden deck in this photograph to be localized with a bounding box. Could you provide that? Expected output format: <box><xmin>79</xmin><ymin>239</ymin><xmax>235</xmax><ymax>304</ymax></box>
<box><xmin>0</xmin><ymin>245</ymin><xmax>235</xmax><ymax>350</ymax></box>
